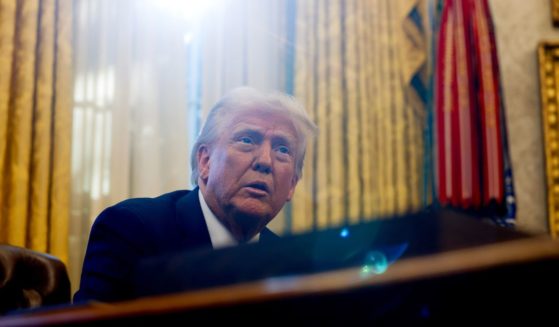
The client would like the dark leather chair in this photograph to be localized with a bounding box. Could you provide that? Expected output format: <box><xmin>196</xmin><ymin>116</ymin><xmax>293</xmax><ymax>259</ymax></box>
<box><xmin>0</xmin><ymin>244</ymin><xmax>71</xmax><ymax>315</ymax></box>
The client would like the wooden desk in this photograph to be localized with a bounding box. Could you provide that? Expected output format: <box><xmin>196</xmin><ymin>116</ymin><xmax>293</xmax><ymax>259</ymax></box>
<box><xmin>2</xmin><ymin>235</ymin><xmax>558</xmax><ymax>325</ymax></box>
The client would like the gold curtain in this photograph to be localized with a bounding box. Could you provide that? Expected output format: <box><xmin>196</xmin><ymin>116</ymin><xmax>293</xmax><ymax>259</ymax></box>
<box><xmin>292</xmin><ymin>0</ymin><xmax>427</xmax><ymax>232</ymax></box>
<box><xmin>0</xmin><ymin>0</ymin><xmax>72</xmax><ymax>263</ymax></box>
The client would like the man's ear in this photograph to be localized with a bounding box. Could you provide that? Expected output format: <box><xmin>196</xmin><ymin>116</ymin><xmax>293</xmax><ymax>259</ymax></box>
<box><xmin>286</xmin><ymin>175</ymin><xmax>299</xmax><ymax>202</ymax></box>
<box><xmin>197</xmin><ymin>145</ymin><xmax>211</xmax><ymax>182</ymax></box>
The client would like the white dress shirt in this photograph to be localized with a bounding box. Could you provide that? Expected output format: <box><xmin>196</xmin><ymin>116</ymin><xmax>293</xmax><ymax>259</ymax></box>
<box><xmin>198</xmin><ymin>189</ymin><xmax>259</xmax><ymax>249</ymax></box>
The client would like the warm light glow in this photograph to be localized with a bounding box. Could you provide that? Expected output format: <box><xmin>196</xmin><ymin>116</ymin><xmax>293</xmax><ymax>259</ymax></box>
<box><xmin>72</xmin><ymin>68</ymin><xmax>115</xmax><ymax>200</ymax></box>
<box><xmin>149</xmin><ymin>0</ymin><xmax>226</xmax><ymax>23</ymax></box>
<box><xmin>183</xmin><ymin>33</ymin><xmax>193</xmax><ymax>45</ymax></box>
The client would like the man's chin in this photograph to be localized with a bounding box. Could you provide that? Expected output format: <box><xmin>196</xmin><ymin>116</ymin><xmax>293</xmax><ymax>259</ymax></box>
<box><xmin>232</xmin><ymin>199</ymin><xmax>272</xmax><ymax>220</ymax></box>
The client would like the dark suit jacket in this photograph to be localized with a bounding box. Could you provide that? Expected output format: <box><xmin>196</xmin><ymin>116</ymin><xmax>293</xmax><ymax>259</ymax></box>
<box><xmin>74</xmin><ymin>188</ymin><xmax>278</xmax><ymax>303</ymax></box>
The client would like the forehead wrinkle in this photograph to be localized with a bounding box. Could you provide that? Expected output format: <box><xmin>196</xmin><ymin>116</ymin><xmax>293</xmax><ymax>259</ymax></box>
<box><xmin>230</xmin><ymin>121</ymin><xmax>297</xmax><ymax>142</ymax></box>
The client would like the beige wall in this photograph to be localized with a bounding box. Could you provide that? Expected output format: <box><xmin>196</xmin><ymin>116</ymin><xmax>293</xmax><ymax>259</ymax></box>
<box><xmin>490</xmin><ymin>0</ymin><xmax>559</xmax><ymax>233</ymax></box>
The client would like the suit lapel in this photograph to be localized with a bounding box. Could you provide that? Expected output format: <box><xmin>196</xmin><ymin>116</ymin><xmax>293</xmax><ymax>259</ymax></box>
<box><xmin>175</xmin><ymin>187</ymin><xmax>212</xmax><ymax>250</ymax></box>
<box><xmin>260</xmin><ymin>227</ymin><xmax>280</xmax><ymax>243</ymax></box>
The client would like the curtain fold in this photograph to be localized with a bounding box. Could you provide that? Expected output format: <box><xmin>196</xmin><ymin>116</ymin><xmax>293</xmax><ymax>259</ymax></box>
<box><xmin>0</xmin><ymin>0</ymin><xmax>72</xmax><ymax>263</ymax></box>
<box><xmin>292</xmin><ymin>0</ymin><xmax>427</xmax><ymax>232</ymax></box>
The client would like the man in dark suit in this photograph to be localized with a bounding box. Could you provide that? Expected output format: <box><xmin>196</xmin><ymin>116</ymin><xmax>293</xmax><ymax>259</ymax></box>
<box><xmin>74</xmin><ymin>87</ymin><xmax>317</xmax><ymax>302</ymax></box>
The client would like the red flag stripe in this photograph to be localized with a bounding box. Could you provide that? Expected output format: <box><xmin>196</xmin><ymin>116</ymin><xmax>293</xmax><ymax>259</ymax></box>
<box><xmin>435</xmin><ymin>0</ymin><xmax>454</xmax><ymax>205</ymax></box>
<box><xmin>455</xmin><ymin>0</ymin><xmax>474</xmax><ymax>206</ymax></box>
<box><xmin>472</xmin><ymin>0</ymin><xmax>504</xmax><ymax>203</ymax></box>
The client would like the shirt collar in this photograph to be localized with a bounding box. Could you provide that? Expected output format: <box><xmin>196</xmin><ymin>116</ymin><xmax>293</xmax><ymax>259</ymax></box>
<box><xmin>198</xmin><ymin>189</ymin><xmax>259</xmax><ymax>249</ymax></box>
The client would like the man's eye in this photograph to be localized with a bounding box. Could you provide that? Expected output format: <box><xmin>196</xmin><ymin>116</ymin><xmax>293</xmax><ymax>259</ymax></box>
<box><xmin>277</xmin><ymin>145</ymin><xmax>290</xmax><ymax>154</ymax></box>
<box><xmin>239</xmin><ymin>136</ymin><xmax>253</xmax><ymax>144</ymax></box>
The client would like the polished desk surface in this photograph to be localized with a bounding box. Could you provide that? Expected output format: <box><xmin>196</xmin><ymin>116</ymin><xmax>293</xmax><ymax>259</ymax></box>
<box><xmin>2</xmin><ymin>212</ymin><xmax>559</xmax><ymax>325</ymax></box>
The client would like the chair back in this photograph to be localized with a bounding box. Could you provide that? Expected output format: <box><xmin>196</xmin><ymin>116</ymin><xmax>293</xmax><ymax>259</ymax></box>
<box><xmin>0</xmin><ymin>244</ymin><xmax>71</xmax><ymax>315</ymax></box>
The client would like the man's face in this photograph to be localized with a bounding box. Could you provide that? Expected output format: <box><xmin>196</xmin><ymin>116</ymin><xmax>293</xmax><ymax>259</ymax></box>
<box><xmin>198</xmin><ymin>109</ymin><xmax>299</xmax><ymax>241</ymax></box>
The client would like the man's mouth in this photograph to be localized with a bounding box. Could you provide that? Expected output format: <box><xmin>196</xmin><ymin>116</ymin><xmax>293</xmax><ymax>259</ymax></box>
<box><xmin>245</xmin><ymin>182</ymin><xmax>269</xmax><ymax>194</ymax></box>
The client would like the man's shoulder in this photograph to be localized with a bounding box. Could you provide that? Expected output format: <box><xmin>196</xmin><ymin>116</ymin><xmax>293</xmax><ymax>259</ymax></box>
<box><xmin>89</xmin><ymin>189</ymin><xmax>201</xmax><ymax>249</ymax></box>
<box><xmin>116</xmin><ymin>189</ymin><xmax>192</xmax><ymax>210</ymax></box>
<box><xmin>96</xmin><ymin>189</ymin><xmax>195</xmax><ymax>227</ymax></box>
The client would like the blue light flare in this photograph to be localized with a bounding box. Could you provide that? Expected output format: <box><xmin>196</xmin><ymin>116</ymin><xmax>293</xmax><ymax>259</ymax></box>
<box><xmin>360</xmin><ymin>251</ymin><xmax>388</xmax><ymax>277</ymax></box>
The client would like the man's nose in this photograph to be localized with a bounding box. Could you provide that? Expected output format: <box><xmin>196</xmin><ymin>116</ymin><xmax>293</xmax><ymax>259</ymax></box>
<box><xmin>253</xmin><ymin>143</ymin><xmax>273</xmax><ymax>174</ymax></box>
